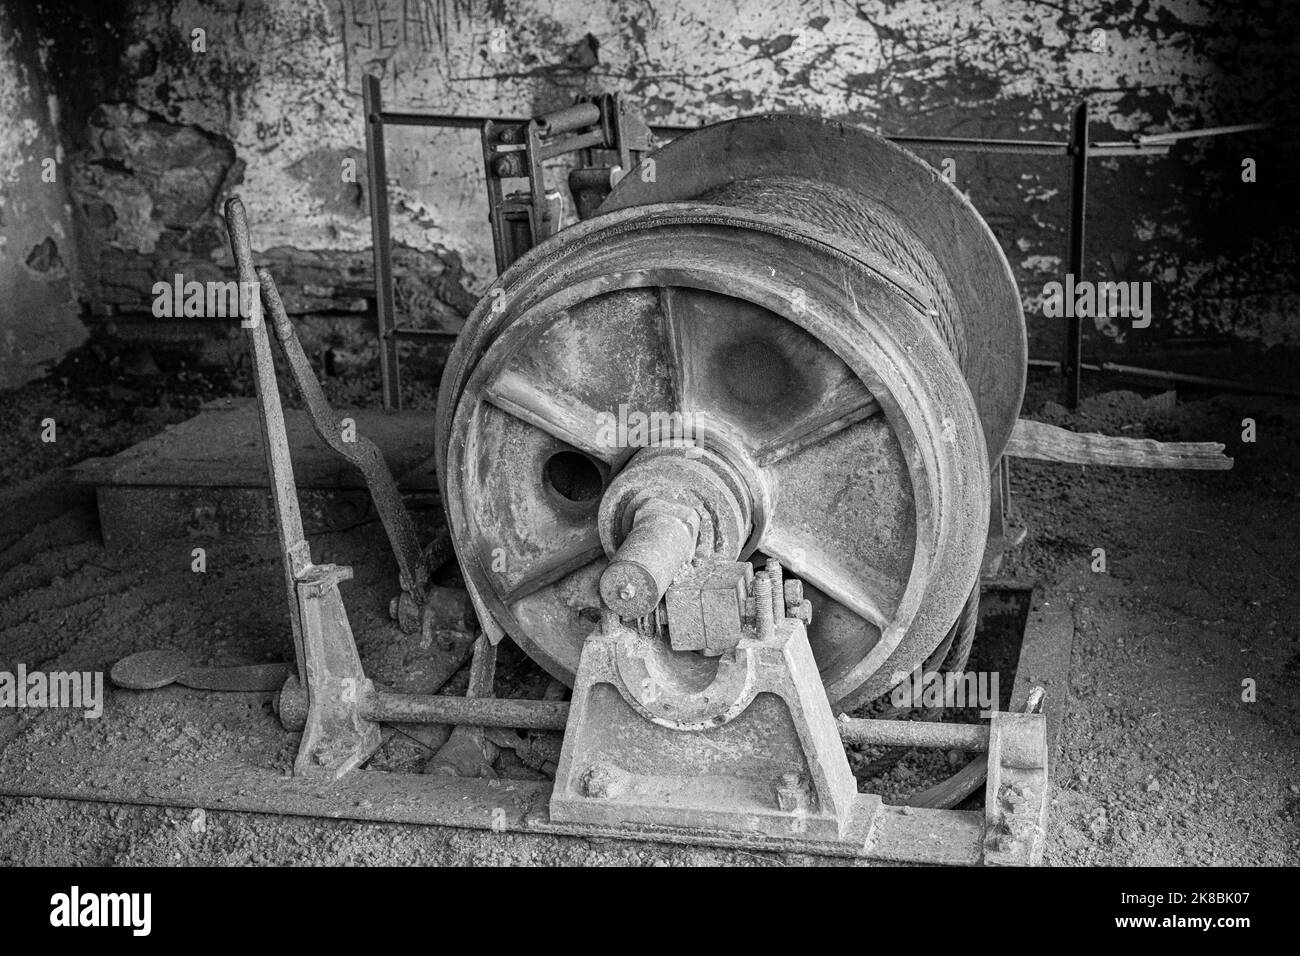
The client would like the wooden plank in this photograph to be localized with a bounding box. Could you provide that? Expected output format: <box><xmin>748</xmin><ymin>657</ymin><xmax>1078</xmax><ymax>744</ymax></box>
<box><xmin>1010</xmin><ymin>596</ymin><xmax>1075</xmax><ymax>762</ymax></box>
<box><xmin>1004</xmin><ymin>417</ymin><xmax>1232</xmax><ymax>470</ymax></box>
<box><xmin>70</xmin><ymin>398</ymin><xmax>439</xmax><ymax>490</ymax></box>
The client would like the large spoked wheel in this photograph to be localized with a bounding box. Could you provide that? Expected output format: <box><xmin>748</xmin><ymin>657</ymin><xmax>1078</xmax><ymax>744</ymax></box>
<box><xmin>438</xmin><ymin>202</ymin><xmax>991</xmax><ymax>710</ymax></box>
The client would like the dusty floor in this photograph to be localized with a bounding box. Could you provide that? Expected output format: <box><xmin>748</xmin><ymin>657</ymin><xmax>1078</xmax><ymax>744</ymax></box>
<box><xmin>0</xmin><ymin>334</ymin><xmax>1297</xmax><ymax>865</ymax></box>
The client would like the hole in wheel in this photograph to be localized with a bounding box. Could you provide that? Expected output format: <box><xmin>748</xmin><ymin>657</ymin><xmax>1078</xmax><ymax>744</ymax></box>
<box><xmin>545</xmin><ymin>450</ymin><xmax>604</xmax><ymax>503</ymax></box>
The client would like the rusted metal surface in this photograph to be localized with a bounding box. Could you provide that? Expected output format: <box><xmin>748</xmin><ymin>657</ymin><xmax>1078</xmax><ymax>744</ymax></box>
<box><xmin>227</xmin><ymin>196</ymin><xmax>308</xmax><ymax>685</ymax></box>
<box><xmin>1063</xmin><ymin>102</ymin><xmax>1089</xmax><ymax>409</ymax></box>
<box><xmin>436</xmin><ymin>157</ymin><xmax>1000</xmax><ymax>704</ymax></box>
<box><xmin>551</xmin><ymin>571</ymin><xmax>869</xmax><ymax>843</ymax></box>
<box><xmin>664</xmin><ymin>559</ymin><xmax>752</xmax><ymax>655</ymax></box>
<box><xmin>425</xmin><ymin>633</ymin><xmax>500</xmax><ymax>776</ymax></box>
<box><xmin>480</xmin><ymin>93</ymin><xmax>652</xmax><ymax>276</ymax></box>
<box><xmin>904</xmin><ymin>587</ymin><xmax>1070</xmax><ymax>812</ymax></box>
<box><xmin>836</xmin><ymin>717</ymin><xmax>990</xmax><ymax>752</ymax></box>
<box><xmin>257</xmin><ymin>265</ymin><xmax>431</xmax><ymax>605</ymax></box>
<box><xmin>599</xmin><ymin>114</ymin><xmax>1026</xmax><ymax>463</ymax></box>
<box><xmin>389</xmin><ymin>584</ymin><xmax>476</xmax><ymax>636</ymax></box>
<box><xmin>202</xmin><ymin>128</ymin><xmax>1058</xmax><ymax>865</ymax></box>
<box><xmin>365</xmin><ymin>689</ymin><xmax>568</xmax><ymax>731</ymax></box>
<box><xmin>362</xmin><ymin>74</ymin><xmax>400</xmax><ymax>411</ymax></box>
<box><xmin>228</xmin><ymin>195</ymin><xmax>385</xmax><ymax>777</ymax></box>
<box><xmin>110</xmin><ymin>650</ymin><xmax>290</xmax><ymax>693</ymax></box>
<box><xmin>599</xmin><ymin>498</ymin><xmax>699</xmax><ymax>618</ymax></box>
<box><xmin>982</xmin><ymin>705</ymin><xmax>1050</xmax><ymax>866</ymax></box>
<box><xmin>0</xmin><ymin>765</ymin><xmax>982</xmax><ymax>865</ymax></box>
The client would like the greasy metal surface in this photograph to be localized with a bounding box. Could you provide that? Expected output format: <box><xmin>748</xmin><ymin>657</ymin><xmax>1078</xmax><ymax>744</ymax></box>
<box><xmin>600</xmin><ymin>114</ymin><xmax>1026</xmax><ymax>462</ymax></box>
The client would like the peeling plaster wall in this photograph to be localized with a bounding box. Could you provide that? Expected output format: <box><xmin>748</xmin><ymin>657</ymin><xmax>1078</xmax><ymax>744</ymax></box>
<box><xmin>0</xmin><ymin>3</ymin><xmax>87</xmax><ymax>388</ymax></box>
<box><xmin>25</xmin><ymin>0</ymin><xmax>1300</xmax><ymax>372</ymax></box>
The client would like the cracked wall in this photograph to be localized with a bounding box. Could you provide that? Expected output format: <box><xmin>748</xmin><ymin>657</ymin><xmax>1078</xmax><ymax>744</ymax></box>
<box><xmin>9</xmin><ymin>0</ymin><xmax>1298</xmax><ymax>388</ymax></box>
<box><xmin>0</xmin><ymin>2</ymin><xmax>87</xmax><ymax>388</ymax></box>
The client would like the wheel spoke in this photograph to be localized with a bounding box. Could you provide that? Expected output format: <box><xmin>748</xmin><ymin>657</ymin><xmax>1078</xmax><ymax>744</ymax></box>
<box><xmin>502</xmin><ymin>539</ymin><xmax>605</xmax><ymax>605</ymax></box>
<box><xmin>763</xmin><ymin>527</ymin><xmax>897</xmax><ymax>632</ymax></box>
<box><xmin>657</xmin><ymin>285</ymin><xmax>699</xmax><ymax>415</ymax></box>
<box><xmin>756</xmin><ymin>388</ymin><xmax>881</xmax><ymax>466</ymax></box>
<box><xmin>484</xmin><ymin>368</ymin><xmax>621</xmax><ymax>465</ymax></box>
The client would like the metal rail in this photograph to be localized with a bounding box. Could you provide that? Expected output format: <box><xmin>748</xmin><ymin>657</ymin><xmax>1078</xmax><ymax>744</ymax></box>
<box><xmin>330</xmin><ymin>688</ymin><xmax>998</xmax><ymax>752</ymax></box>
<box><xmin>1064</xmin><ymin>102</ymin><xmax>1090</xmax><ymax>409</ymax></box>
<box><xmin>360</xmin><ymin>81</ymin><xmax>1271</xmax><ymax>411</ymax></box>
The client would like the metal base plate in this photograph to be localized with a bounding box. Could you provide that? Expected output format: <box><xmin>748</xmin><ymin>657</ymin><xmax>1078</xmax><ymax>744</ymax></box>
<box><xmin>0</xmin><ymin>756</ymin><xmax>984</xmax><ymax>864</ymax></box>
<box><xmin>0</xmin><ymin>587</ymin><xmax>1066</xmax><ymax>865</ymax></box>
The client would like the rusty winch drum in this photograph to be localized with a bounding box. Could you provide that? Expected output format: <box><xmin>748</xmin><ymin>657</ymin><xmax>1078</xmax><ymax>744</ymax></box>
<box><xmin>436</xmin><ymin>114</ymin><xmax>1026</xmax><ymax>710</ymax></box>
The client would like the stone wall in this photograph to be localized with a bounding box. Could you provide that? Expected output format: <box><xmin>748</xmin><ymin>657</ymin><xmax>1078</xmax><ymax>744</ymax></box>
<box><xmin>8</xmin><ymin>0</ymin><xmax>1297</xmax><ymax>386</ymax></box>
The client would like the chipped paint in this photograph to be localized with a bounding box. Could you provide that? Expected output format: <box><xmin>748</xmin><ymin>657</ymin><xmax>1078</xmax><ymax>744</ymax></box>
<box><xmin>0</xmin><ymin>2</ymin><xmax>86</xmax><ymax>387</ymax></box>
<box><xmin>12</xmin><ymin>0</ymin><xmax>1299</xmax><ymax>366</ymax></box>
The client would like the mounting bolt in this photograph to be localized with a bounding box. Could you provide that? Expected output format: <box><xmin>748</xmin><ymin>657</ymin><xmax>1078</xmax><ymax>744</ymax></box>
<box><xmin>753</xmin><ymin>572</ymin><xmax>775</xmax><ymax>641</ymax></box>
<box><xmin>618</xmin><ymin>583</ymin><xmax>637</xmax><ymax>602</ymax></box>
<box><xmin>765</xmin><ymin>558</ymin><xmax>784</xmax><ymax>620</ymax></box>
<box><xmin>494</xmin><ymin>154</ymin><xmax>522</xmax><ymax>178</ymax></box>
<box><xmin>581</xmin><ymin>763</ymin><xmax>626</xmax><ymax>799</ymax></box>
<box><xmin>775</xmin><ymin>771</ymin><xmax>803</xmax><ymax>811</ymax></box>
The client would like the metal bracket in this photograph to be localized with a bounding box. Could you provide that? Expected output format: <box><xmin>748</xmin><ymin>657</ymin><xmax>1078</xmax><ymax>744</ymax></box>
<box><xmin>291</xmin><ymin>564</ymin><xmax>382</xmax><ymax>778</ymax></box>
<box><xmin>255</xmin><ymin>265</ymin><xmax>430</xmax><ymax>613</ymax></box>
<box><xmin>227</xmin><ymin>196</ymin><xmax>384</xmax><ymax>779</ymax></box>
<box><xmin>983</xmin><ymin>704</ymin><xmax>1050</xmax><ymax>865</ymax></box>
<box><xmin>482</xmin><ymin>93</ymin><xmax>651</xmax><ymax>273</ymax></box>
<box><xmin>551</xmin><ymin>571</ymin><xmax>873</xmax><ymax>844</ymax></box>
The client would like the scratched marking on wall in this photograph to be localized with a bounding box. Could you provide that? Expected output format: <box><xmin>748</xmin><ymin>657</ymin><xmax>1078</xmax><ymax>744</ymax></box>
<box><xmin>336</xmin><ymin>0</ymin><xmax>485</xmax><ymax>87</ymax></box>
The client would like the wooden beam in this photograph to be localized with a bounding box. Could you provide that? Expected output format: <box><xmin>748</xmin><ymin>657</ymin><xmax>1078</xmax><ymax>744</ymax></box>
<box><xmin>1004</xmin><ymin>418</ymin><xmax>1233</xmax><ymax>470</ymax></box>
